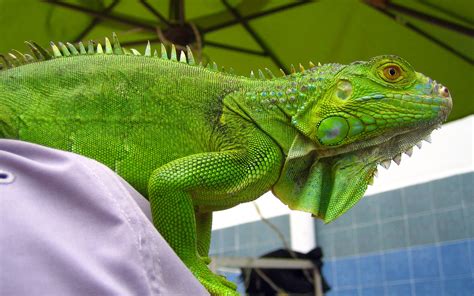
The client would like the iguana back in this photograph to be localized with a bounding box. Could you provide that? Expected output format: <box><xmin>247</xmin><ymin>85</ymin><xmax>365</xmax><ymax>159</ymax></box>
<box><xmin>1</xmin><ymin>53</ymin><xmax>250</xmax><ymax>195</ymax></box>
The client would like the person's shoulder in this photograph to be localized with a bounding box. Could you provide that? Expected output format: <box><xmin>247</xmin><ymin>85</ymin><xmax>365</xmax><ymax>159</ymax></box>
<box><xmin>0</xmin><ymin>139</ymin><xmax>149</xmax><ymax>212</ymax></box>
<box><xmin>0</xmin><ymin>139</ymin><xmax>208</xmax><ymax>296</ymax></box>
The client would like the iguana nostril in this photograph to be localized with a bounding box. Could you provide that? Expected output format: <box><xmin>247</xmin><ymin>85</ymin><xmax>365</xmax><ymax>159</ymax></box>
<box><xmin>437</xmin><ymin>85</ymin><xmax>450</xmax><ymax>98</ymax></box>
<box><xmin>442</xmin><ymin>86</ymin><xmax>449</xmax><ymax>96</ymax></box>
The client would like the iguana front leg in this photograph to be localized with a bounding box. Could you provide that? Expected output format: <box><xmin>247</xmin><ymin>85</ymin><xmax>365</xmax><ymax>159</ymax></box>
<box><xmin>148</xmin><ymin>129</ymin><xmax>282</xmax><ymax>295</ymax></box>
<box><xmin>195</xmin><ymin>211</ymin><xmax>212</xmax><ymax>262</ymax></box>
<box><xmin>195</xmin><ymin>211</ymin><xmax>233</xmax><ymax>289</ymax></box>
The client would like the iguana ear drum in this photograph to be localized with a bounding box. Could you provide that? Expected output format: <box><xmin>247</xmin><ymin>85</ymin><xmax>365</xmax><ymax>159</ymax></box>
<box><xmin>336</xmin><ymin>80</ymin><xmax>352</xmax><ymax>100</ymax></box>
<box><xmin>316</xmin><ymin>116</ymin><xmax>349</xmax><ymax>145</ymax></box>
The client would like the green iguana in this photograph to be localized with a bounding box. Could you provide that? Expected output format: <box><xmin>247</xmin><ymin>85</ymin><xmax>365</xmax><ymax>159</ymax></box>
<box><xmin>0</xmin><ymin>33</ymin><xmax>452</xmax><ymax>295</ymax></box>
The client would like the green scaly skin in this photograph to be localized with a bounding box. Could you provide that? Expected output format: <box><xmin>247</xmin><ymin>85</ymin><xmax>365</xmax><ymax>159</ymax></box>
<box><xmin>0</xmin><ymin>34</ymin><xmax>452</xmax><ymax>295</ymax></box>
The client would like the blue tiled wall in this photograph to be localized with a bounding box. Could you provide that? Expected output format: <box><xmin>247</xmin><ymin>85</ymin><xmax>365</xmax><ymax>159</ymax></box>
<box><xmin>209</xmin><ymin>173</ymin><xmax>473</xmax><ymax>295</ymax></box>
<box><xmin>323</xmin><ymin>240</ymin><xmax>473</xmax><ymax>296</ymax></box>
<box><xmin>317</xmin><ymin>172</ymin><xmax>474</xmax><ymax>296</ymax></box>
<box><xmin>210</xmin><ymin>214</ymin><xmax>290</xmax><ymax>257</ymax></box>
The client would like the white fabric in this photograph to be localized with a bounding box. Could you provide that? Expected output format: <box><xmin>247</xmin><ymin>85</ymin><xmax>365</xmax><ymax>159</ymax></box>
<box><xmin>0</xmin><ymin>139</ymin><xmax>208</xmax><ymax>296</ymax></box>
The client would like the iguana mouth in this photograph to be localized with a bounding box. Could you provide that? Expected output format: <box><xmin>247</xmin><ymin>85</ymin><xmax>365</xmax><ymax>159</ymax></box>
<box><xmin>353</xmin><ymin>90</ymin><xmax>452</xmax><ymax>184</ymax></box>
<box><xmin>366</xmin><ymin>123</ymin><xmax>440</xmax><ymax>183</ymax></box>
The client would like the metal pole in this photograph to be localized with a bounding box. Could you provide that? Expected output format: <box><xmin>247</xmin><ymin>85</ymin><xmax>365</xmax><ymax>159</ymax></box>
<box><xmin>313</xmin><ymin>267</ymin><xmax>323</xmax><ymax>296</ymax></box>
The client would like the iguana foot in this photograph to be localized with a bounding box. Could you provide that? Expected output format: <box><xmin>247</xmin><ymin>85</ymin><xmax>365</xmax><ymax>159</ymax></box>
<box><xmin>216</xmin><ymin>274</ymin><xmax>238</xmax><ymax>290</ymax></box>
<box><xmin>188</xmin><ymin>259</ymin><xmax>239</xmax><ymax>296</ymax></box>
<box><xmin>197</xmin><ymin>256</ymin><xmax>238</xmax><ymax>292</ymax></box>
<box><xmin>199</xmin><ymin>274</ymin><xmax>239</xmax><ymax>296</ymax></box>
<box><xmin>200</xmin><ymin>256</ymin><xmax>212</xmax><ymax>265</ymax></box>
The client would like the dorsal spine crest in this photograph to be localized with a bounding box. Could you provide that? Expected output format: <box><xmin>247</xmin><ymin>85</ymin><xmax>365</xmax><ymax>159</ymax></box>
<box><xmin>0</xmin><ymin>33</ymin><xmax>322</xmax><ymax>79</ymax></box>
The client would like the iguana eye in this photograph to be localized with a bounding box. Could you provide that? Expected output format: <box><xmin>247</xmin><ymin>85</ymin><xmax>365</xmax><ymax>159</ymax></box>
<box><xmin>383</xmin><ymin>65</ymin><xmax>401</xmax><ymax>81</ymax></box>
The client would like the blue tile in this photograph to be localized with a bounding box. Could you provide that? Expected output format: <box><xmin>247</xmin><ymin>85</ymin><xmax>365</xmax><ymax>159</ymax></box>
<box><xmin>443</xmin><ymin>276</ymin><xmax>474</xmax><ymax>296</ymax></box>
<box><xmin>358</xmin><ymin>254</ymin><xmax>383</xmax><ymax>286</ymax></box>
<box><xmin>318</xmin><ymin>217</ymin><xmax>338</xmax><ymax>233</ymax></box>
<box><xmin>317</xmin><ymin>230</ymin><xmax>335</xmax><ymax>258</ymax></box>
<box><xmin>460</xmin><ymin>172</ymin><xmax>473</xmax><ymax>205</ymax></box>
<box><xmin>236</xmin><ymin>282</ymin><xmax>246</xmax><ymax>295</ymax></box>
<box><xmin>322</xmin><ymin>260</ymin><xmax>335</xmax><ymax>287</ymax></box>
<box><xmin>221</xmin><ymin>250</ymin><xmax>238</xmax><ymax>257</ymax></box>
<box><xmin>361</xmin><ymin>286</ymin><xmax>385</xmax><ymax>296</ymax></box>
<box><xmin>268</xmin><ymin>215</ymin><xmax>290</xmax><ymax>238</ymax></box>
<box><xmin>221</xmin><ymin>226</ymin><xmax>236</xmax><ymax>251</ymax></box>
<box><xmin>411</xmin><ymin>245</ymin><xmax>440</xmax><ymax>279</ymax></box>
<box><xmin>255</xmin><ymin>241</ymin><xmax>281</xmax><ymax>257</ymax></box>
<box><xmin>353</xmin><ymin>197</ymin><xmax>378</xmax><ymax>225</ymax></box>
<box><xmin>336</xmin><ymin>288</ymin><xmax>360</xmax><ymax>296</ymax></box>
<box><xmin>414</xmin><ymin>280</ymin><xmax>442</xmax><ymax>296</ymax></box>
<box><xmin>356</xmin><ymin>224</ymin><xmax>382</xmax><ymax>254</ymax></box>
<box><xmin>333</xmin><ymin>229</ymin><xmax>357</xmax><ymax>257</ymax></box>
<box><xmin>315</xmin><ymin>217</ymin><xmax>326</xmax><ymax>229</ymax></box>
<box><xmin>384</xmin><ymin>249</ymin><xmax>411</xmax><ymax>282</ymax></box>
<box><xmin>254</xmin><ymin>222</ymin><xmax>274</xmax><ymax>243</ymax></box>
<box><xmin>407</xmin><ymin>213</ymin><xmax>437</xmax><ymax>246</ymax></box>
<box><xmin>210</xmin><ymin>229</ymin><xmax>222</xmax><ymax>253</ymax></box>
<box><xmin>470</xmin><ymin>240</ymin><xmax>474</xmax><ymax>272</ymax></box>
<box><xmin>440</xmin><ymin>241</ymin><xmax>471</xmax><ymax>277</ymax></box>
<box><xmin>237</xmin><ymin>245</ymin><xmax>255</xmax><ymax>257</ymax></box>
<box><xmin>432</xmin><ymin>176</ymin><xmax>463</xmax><ymax>209</ymax></box>
<box><xmin>331</xmin><ymin>207</ymin><xmax>355</xmax><ymax>228</ymax></box>
<box><xmin>403</xmin><ymin>183</ymin><xmax>433</xmax><ymax>215</ymax></box>
<box><xmin>334</xmin><ymin>257</ymin><xmax>359</xmax><ymax>288</ymax></box>
<box><xmin>237</xmin><ymin>222</ymin><xmax>255</xmax><ymax>248</ymax></box>
<box><xmin>464</xmin><ymin>205</ymin><xmax>474</xmax><ymax>238</ymax></box>
<box><xmin>386</xmin><ymin>283</ymin><xmax>413</xmax><ymax>296</ymax></box>
<box><xmin>380</xmin><ymin>218</ymin><xmax>408</xmax><ymax>250</ymax></box>
<box><xmin>378</xmin><ymin>190</ymin><xmax>404</xmax><ymax>220</ymax></box>
<box><xmin>436</xmin><ymin>208</ymin><xmax>468</xmax><ymax>242</ymax></box>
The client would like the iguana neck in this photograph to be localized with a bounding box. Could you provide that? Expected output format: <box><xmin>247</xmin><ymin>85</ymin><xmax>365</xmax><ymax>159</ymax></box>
<box><xmin>226</xmin><ymin>67</ymin><xmax>337</xmax><ymax>155</ymax></box>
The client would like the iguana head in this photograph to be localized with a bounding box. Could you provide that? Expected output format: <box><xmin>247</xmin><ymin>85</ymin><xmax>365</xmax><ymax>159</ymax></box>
<box><xmin>273</xmin><ymin>55</ymin><xmax>452</xmax><ymax>222</ymax></box>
